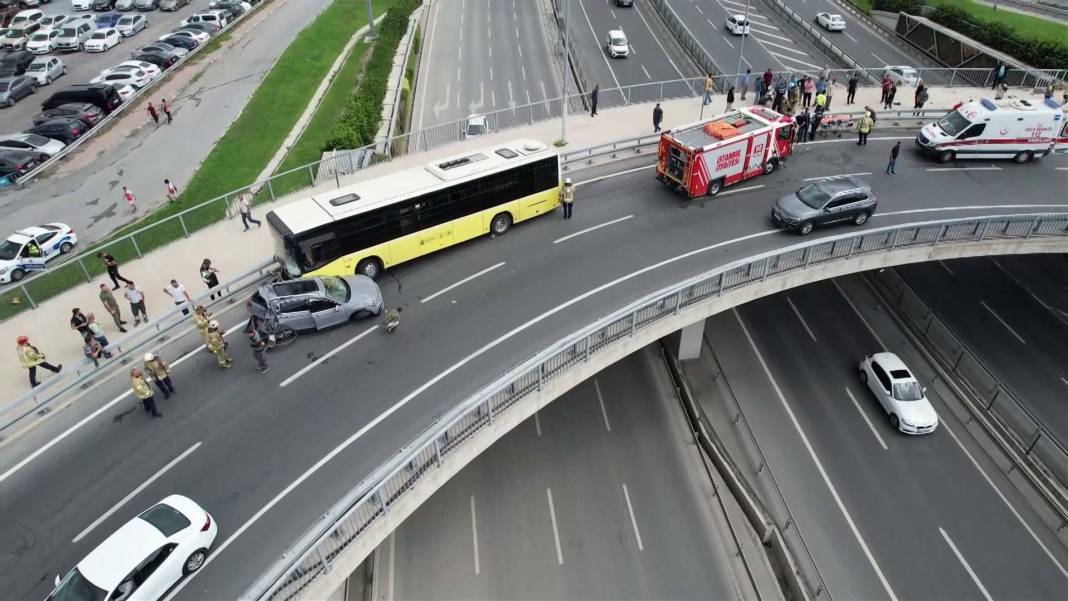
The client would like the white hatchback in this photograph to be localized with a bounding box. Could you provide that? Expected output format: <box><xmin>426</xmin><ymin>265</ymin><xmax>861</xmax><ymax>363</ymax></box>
<box><xmin>606</xmin><ymin>28</ymin><xmax>628</xmax><ymax>58</ymax></box>
<box><xmin>725</xmin><ymin>14</ymin><xmax>750</xmax><ymax>35</ymax></box>
<box><xmin>26</xmin><ymin>29</ymin><xmax>61</xmax><ymax>54</ymax></box>
<box><xmin>85</xmin><ymin>27</ymin><xmax>122</xmax><ymax>52</ymax></box>
<box><xmin>71</xmin><ymin>0</ymin><xmax>94</xmax><ymax>10</ymax></box>
<box><xmin>859</xmin><ymin>352</ymin><xmax>939</xmax><ymax>435</ymax></box>
<box><xmin>45</xmin><ymin>495</ymin><xmax>218</xmax><ymax>601</ymax></box>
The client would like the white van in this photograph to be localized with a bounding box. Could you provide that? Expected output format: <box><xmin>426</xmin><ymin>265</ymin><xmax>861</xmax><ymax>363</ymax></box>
<box><xmin>915</xmin><ymin>97</ymin><xmax>1066</xmax><ymax>163</ymax></box>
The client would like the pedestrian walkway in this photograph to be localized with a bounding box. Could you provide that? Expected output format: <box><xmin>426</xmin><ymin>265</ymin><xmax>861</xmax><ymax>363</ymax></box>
<box><xmin>0</xmin><ymin>84</ymin><xmax>1001</xmax><ymax>398</ymax></box>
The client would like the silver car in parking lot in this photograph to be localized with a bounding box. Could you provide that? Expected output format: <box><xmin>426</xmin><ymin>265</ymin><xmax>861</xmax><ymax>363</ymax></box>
<box><xmin>246</xmin><ymin>275</ymin><xmax>383</xmax><ymax>332</ymax></box>
<box><xmin>771</xmin><ymin>176</ymin><xmax>877</xmax><ymax>235</ymax></box>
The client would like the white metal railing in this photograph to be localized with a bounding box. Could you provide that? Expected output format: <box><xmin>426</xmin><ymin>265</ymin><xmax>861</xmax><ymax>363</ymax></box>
<box><xmin>243</xmin><ymin>212</ymin><xmax>1068</xmax><ymax>601</ymax></box>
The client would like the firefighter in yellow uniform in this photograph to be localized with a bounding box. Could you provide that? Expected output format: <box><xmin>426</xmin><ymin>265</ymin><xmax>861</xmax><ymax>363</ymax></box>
<box><xmin>192</xmin><ymin>305</ymin><xmax>212</xmax><ymax>344</ymax></box>
<box><xmin>131</xmin><ymin>367</ymin><xmax>162</xmax><ymax>417</ymax></box>
<box><xmin>205</xmin><ymin>320</ymin><xmax>233</xmax><ymax>368</ymax></box>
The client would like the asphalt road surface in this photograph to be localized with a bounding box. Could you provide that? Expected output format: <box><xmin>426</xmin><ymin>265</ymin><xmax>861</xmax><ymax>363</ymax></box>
<box><xmin>703</xmin><ymin>276</ymin><xmax>1068</xmax><ymax>600</ymax></box>
<box><xmin>895</xmin><ymin>254</ymin><xmax>1068</xmax><ymax>446</ymax></box>
<box><xmin>0</xmin><ymin>140</ymin><xmax>1064</xmax><ymax>601</ymax></box>
<box><xmin>391</xmin><ymin>349</ymin><xmax>741</xmax><ymax>600</ymax></box>
<box><xmin>782</xmin><ymin>0</ymin><xmax>930</xmax><ymax>70</ymax></box>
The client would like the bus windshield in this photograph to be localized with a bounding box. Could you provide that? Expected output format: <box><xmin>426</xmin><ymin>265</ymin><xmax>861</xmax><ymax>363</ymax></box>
<box><xmin>936</xmin><ymin>110</ymin><xmax>971</xmax><ymax>137</ymax></box>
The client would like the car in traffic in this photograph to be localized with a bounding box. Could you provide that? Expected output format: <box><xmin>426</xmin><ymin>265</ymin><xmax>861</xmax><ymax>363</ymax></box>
<box><xmin>95</xmin><ymin>11</ymin><xmax>122</xmax><ymax>28</ymax></box>
<box><xmin>1</xmin><ymin>23</ymin><xmax>38</xmax><ymax>50</ymax></box>
<box><xmin>0</xmin><ymin>73</ymin><xmax>33</xmax><ymax>105</ymax></box>
<box><xmin>25</xmin><ymin>27</ymin><xmax>59</xmax><ymax>53</ymax></box>
<box><xmin>116</xmin><ymin>13</ymin><xmax>147</xmax><ymax>36</ymax></box>
<box><xmin>725</xmin><ymin>14</ymin><xmax>750</xmax><ymax>35</ymax></box>
<box><xmin>771</xmin><ymin>175</ymin><xmax>876</xmax><ymax>235</ymax></box>
<box><xmin>25</xmin><ymin>55</ymin><xmax>65</xmax><ymax>85</ymax></box>
<box><xmin>859</xmin><ymin>352</ymin><xmax>938</xmax><ymax>435</ymax></box>
<box><xmin>55</xmin><ymin>21</ymin><xmax>93</xmax><ymax>51</ymax></box>
<box><xmin>25</xmin><ymin>115</ymin><xmax>86</xmax><ymax>143</ymax></box>
<box><xmin>0</xmin><ymin>48</ymin><xmax>33</xmax><ymax>75</ymax></box>
<box><xmin>0</xmin><ymin>131</ymin><xmax>64</xmax><ymax>156</ymax></box>
<box><xmin>883</xmin><ymin>65</ymin><xmax>919</xmax><ymax>87</ymax></box>
<box><xmin>815</xmin><ymin>12</ymin><xmax>846</xmax><ymax>31</ymax></box>
<box><xmin>605</xmin><ymin>28</ymin><xmax>628</xmax><ymax>58</ymax></box>
<box><xmin>42</xmin><ymin>82</ymin><xmax>124</xmax><ymax>113</ymax></box>
<box><xmin>71</xmin><ymin>0</ymin><xmax>94</xmax><ymax>10</ymax></box>
<box><xmin>246</xmin><ymin>275</ymin><xmax>383</xmax><ymax>332</ymax></box>
<box><xmin>33</xmin><ymin>101</ymin><xmax>103</xmax><ymax>126</ymax></box>
<box><xmin>159</xmin><ymin>0</ymin><xmax>190</xmax><ymax>11</ymax></box>
<box><xmin>0</xmin><ymin>147</ymin><xmax>41</xmax><ymax>183</ymax></box>
<box><xmin>115</xmin><ymin>0</ymin><xmax>136</xmax><ymax>10</ymax></box>
<box><xmin>0</xmin><ymin>222</ymin><xmax>77</xmax><ymax>282</ymax></box>
<box><xmin>43</xmin><ymin>495</ymin><xmax>218</xmax><ymax>601</ymax></box>
<box><xmin>463</xmin><ymin>113</ymin><xmax>487</xmax><ymax>139</ymax></box>
<box><xmin>84</xmin><ymin>27</ymin><xmax>121</xmax><ymax>52</ymax></box>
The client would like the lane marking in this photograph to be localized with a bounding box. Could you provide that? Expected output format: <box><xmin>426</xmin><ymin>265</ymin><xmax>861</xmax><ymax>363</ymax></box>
<box><xmin>553</xmin><ymin>215</ymin><xmax>634</xmax><ymax>245</ymax></box>
<box><xmin>802</xmin><ymin>171</ymin><xmax>872</xmax><ymax>181</ymax></box>
<box><xmin>870</xmin><ymin>51</ymin><xmax>886</xmax><ymax>65</ymax></box>
<box><xmin>0</xmin><ymin>320</ymin><xmax>246</xmax><ymax>486</ymax></box>
<box><xmin>576</xmin><ymin>0</ymin><xmax>623</xmax><ymax>91</ymax></box>
<box><xmin>844</xmin><ymin>387</ymin><xmax>888</xmax><ymax>451</ymax></box>
<box><xmin>980</xmin><ymin>300</ymin><xmax>1026</xmax><ymax>344</ymax></box>
<box><xmin>877</xmin><ymin>204</ymin><xmax>1065</xmax><ymax>218</ymax></box>
<box><xmin>632</xmin><ymin>1</ymin><xmax>686</xmax><ymax>78</ymax></box>
<box><xmin>938</xmin><ymin>260</ymin><xmax>955</xmax><ymax>276</ymax></box>
<box><xmin>759</xmin><ymin>38</ymin><xmax>813</xmax><ymax>56</ymax></box>
<box><xmin>279</xmin><ymin>325</ymin><xmax>379</xmax><ymax>387</ymax></box>
<box><xmin>594</xmin><ymin>378</ymin><xmax>612</xmax><ymax>432</ymax></box>
<box><xmin>989</xmin><ymin>257</ymin><xmax>1068</xmax><ymax>323</ymax></box>
<box><xmin>733</xmin><ymin>308</ymin><xmax>900</xmax><ymax>601</ymax></box>
<box><xmin>926</xmin><ymin>167</ymin><xmax>1002</xmax><ymax>172</ymax></box>
<box><xmin>718</xmin><ymin>184</ymin><xmax>765</xmax><ymax>197</ymax></box>
<box><xmin>939</xmin><ymin>527</ymin><xmax>994</xmax><ymax>601</ymax></box>
<box><xmin>786</xmin><ymin>296</ymin><xmax>818</xmax><ymax>342</ymax></box>
<box><xmin>832</xmin><ymin>280</ymin><xmax>887</xmax><ymax>349</ymax></box>
<box><xmin>801</xmin><ymin>136</ymin><xmax>914</xmax><ymax>146</ymax></box>
<box><xmin>421</xmin><ymin>262</ymin><xmax>506</xmax><ymax>303</ymax></box>
<box><xmin>641</xmin><ymin>64</ymin><xmax>652</xmax><ymax>80</ymax></box>
<box><xmin>768</xmin><ymin>51</ymin><xmax>821</xmax><ymax>71</ymax></box>
<box><xmin>622</xmin><ymin>483</ymin><xmax>644</xmax><ymax>551</ymax></box>
<box><xmin>73</xmin><ymin>441</ymin><xmax>202</xmax><ymax>543</ymax></box>
<box><xmin>534</xmin><ymin>410</ymin><xmax>542</xmax><ymax>436</ymax></box>
<box><xmin>470</xmin><ymin>495</ymin><xmax>481</xmax><ymax>575</ymax></box>
<box><xmin>546</xmin><ymin>488</ymin><xmax>564</xmax><ymax>565</ymax></box>
<box><xmin>1060</xmin><ymin>376</ymin><xmax>1068</xmax><ymax>388</ymax></box>
<box><xmin>414</xmin><ymin>0</ymin><xmax>442</xmax><ymax>131</ymax></box>
<box><xmin>843</xmin><ymin>31</ymin><xmax>858</xmax><ymax>44</ymax></box>
<box><xmin>573</xmin><ymin>164</ymin><xmax>657</xmax><ymax>187</ymax></box>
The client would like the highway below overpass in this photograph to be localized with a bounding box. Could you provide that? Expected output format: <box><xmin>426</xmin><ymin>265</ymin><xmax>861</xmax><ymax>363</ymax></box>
<box><xmin>0</xmin><ymin>139</ymin><xmax>1065</xmax><ymax>601</ymax></box>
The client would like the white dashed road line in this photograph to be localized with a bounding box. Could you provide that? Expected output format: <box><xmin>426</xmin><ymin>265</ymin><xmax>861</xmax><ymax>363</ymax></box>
<box><xmin>553</xmin><ymin>215</ymin><xmax>635</xmax><ymax>245</ymax></box>
<box><xmin>421</xmin><ymin>262</ymin><xmax>506</xmax><ymax>303</ymax></box>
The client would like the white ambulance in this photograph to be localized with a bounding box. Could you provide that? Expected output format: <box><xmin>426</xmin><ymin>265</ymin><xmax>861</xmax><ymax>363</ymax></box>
<box><xmin>915</xmin><ymin>97</ymin><xmax>1066</xmax><ymax>163</ymax></box>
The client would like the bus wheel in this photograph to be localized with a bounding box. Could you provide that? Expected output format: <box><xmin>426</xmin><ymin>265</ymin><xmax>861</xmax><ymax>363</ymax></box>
<box><xmin>706</xmin><ymin>179</ymin><xmax>723</xmax><ymax>197</ymax></box>
<box><xmin>491</xmin><ymin>213</ymin><xmax>512</xmax><ymax>236</ymax></box>
<box><xmin>937</xmin><ymin>150</ymin><xmax>954</xmax><ymax>164</ymax></box>
<box><xmin>356</xmin><ymin>257</ymin><xmax>382</xmax><ymax>279</ymax></box>
<box><xmin>763</xmin><ymin>159</ymin><xmax>778</xmax><ymax>175</ymax></box>
<box><xmin>1012</xmin><ymin>151</ymin><xmax>1033</xmax><ymax>164</ymax></box>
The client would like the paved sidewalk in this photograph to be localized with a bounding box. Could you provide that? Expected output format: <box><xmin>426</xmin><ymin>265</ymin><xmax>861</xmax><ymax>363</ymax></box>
<box><xmin>0</xmin><ymin>84</ymin><xmax>1002</xmax><ymax>398</ymax></box>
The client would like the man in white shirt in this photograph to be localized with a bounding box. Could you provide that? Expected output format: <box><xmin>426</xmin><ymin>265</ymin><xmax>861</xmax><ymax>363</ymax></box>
<box><xmin>238</xmin><ymin>193</ymin><xmax>262</xmax><ymax>231</ymax></box>
<box><xmin>164</xmin><ymin>279</ymin><xmax>193</xmax><ymax>316</ymax></box>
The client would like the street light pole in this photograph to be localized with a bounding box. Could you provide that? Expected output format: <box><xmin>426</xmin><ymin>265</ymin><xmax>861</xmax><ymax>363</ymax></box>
<box><xmin>366</xmin><ymin>0</ymin><xmax>376</xmax><ymax>38</ymax></box>
<box><xmin>561</xmin><ymin>0</ymin><xmax>570</xmax><ymax>144</ymax></box>
<box><xmin>734</xmin><ymin>0</ymin><xmax>752</xmax><ymax>87</ymax></box>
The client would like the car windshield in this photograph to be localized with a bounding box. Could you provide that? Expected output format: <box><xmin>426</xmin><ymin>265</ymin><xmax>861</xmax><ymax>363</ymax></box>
<box><xmin>3</xmin><ymin>30</ymin><xmax>19</xmax><ymax>38</ymax></box>
<box><xmin>0</xmin><ymin>240</ymin><xmax>21</xmax><ymax>260</ymax></box>
<box><xmin>466</xmin><ymin>122</ymin><xmax>487</xmax><ymax>135</ymax></box>
<box><xmin>24</xmin><ymin>134</ymin><xmax>49</xmax><ymax>145</ymax></box>
<box><xmin>321</xmin><ymin>276</ymin><xmax>350</xmax><ymax>302</ymax></box>
<box><xmin>118</xmin><ymin>17</ymin><xmax>132</xmax><ymax>24</ymax></box>
<box><xmin>90</xmin><ymin>31</ymin><xmax>105</xmax><ymax>39</ymax></box>
<box><xmin>892</xmin><ymin>381</ymin><xmax>924</xmax><ymax>401</ymax></box>
<box><xmin>610</xmin><ymin>34</ymin><xmax>625</xmax><ymax>44</ymax></box>
<box><xmin>139</xmin><ymin>503</ymin><xmax>191</xmax><ymax>536</ymax></box>
<box><xmin>795</xmin><ymin>184</ymin><xmax>830</xmax><ymax>209</ymax></box>
<box><xmin>46</xmin><ymin>568</ymin><xmax>107</xmax><ymax>601</ymax></box>
<box><xmin>936</xmin><ymin>110</ymin><xmax>971</xmax><ymax>137</ymax></box>
<box><xmin>31</xmin><ymin>32</ymin><xmax>48</xmax><ymax>40</ymax></box>
<box><xmin>27</xmin><ymin>63</ymin><xmax>44</xmax><ymax>71</ymax></box>
<box><xmin>61</xmin><ymin>27</ymin><xmax>75</xmax><ymax>36</ymax></box>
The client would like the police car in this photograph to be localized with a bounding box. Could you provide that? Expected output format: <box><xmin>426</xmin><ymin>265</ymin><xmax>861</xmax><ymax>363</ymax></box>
<box><xmin>0</xmin><ymin>222</ymin><xmax>77</xmax><ymax>283</ymax></box>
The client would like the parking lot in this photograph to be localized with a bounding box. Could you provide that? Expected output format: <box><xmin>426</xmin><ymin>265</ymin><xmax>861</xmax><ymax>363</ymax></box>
<box><xmin>0</xmin><ymin>2</ymin><xmax>216</xmax><ymax>135</ymax></box>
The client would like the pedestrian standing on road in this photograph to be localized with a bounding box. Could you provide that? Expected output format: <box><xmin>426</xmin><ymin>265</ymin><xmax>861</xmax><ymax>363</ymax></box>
<box><xmin>703</xmin><ymin>73</ymin><xmax>714</xmax><ymax>105</ymax></box>
<box><xmin>809</xmin><ymin>111</ymin><xmax>823</xmax><ymax>142</ymax></box>
<box><xmin>199</xmin><ymin>259</ymin><xmax>221</xmax><ymax>301</ymax></box>
<box><xmin>161</xmin><ymin>98</ymin><xmax>172</xmax><ymax>123</ymax></box>
<box><xmin>131</xmin><ymin>368</ymin><xmax>162</xmax><ymax>418</ymax></box>
<box><xmin>205</xmin><ymin>320</ymin><xmax>233</xmax><ymax>368</ymax></box>
<box><xmin>725</xmin><ymin>86</ymin><xmax>735</xmax><ymax>112</ymax></box>
<box><xmin>846</xmin><ymin>73</ymin><xmax>859</xmax><ymax>105</ymax></box>
<box><xmin>247</xmin><ymin>325</ymin><xmax>270</xmax><ymax>374</ymax></box>
<box><xmin>590</xmin><ymin>84</ymin><xmax>599</xmax><ymax>117</ymax></box>
<box><xmin>794</xmin><ymin>109</ymin><xmax>810</xmax><ymax>143</ymax></box>
<box><xmin>560</xmin><ymin>178</ymin><xmax>574</xmax><ymax>219</ymax></box>
<box><xmin>144</xmin><ymin>352</ymin><xmax>175</xmax><ymax>399</ymax></box>
<box><xmin>164</xmin><ymin>279</ymin><xmax>192</xmax><ymax>316</ymax></box>
<box><xmin>884</xmin><ymin>83</ymin><xmax>897</xmax><ymax>110</ymax></box>
<box><xmin>83</xmin><ymin>333</ymin><xmax>108</xmax><ymax>368</ymax></box>
<box><xmin>164</xmin><ymin>179</ymin><xmax>179</xmax><ymax>203</ymax></box>
<box><xmin>802</xmin><ymin>76</ymin><xmax>814</xmax><ymax>108</ymax></box>
<box><xmin>147</xmin><ymin>102</ymin><xmax>159</xmax><ymax>126</ymax></box>
<box><xmin>124</xmin><ymin>281</ymin><xmax>149</xmax><ymax>325</ymax></box>
<box><xmin>122</xmin><ymin>185</ymin><xmax>137</xmax><ymax>213</ymax></box>
<box><xmin>192</xmin><ymin>305</ymin><xmax>212</xmax><ymax>343</ymax></box>
<box><xmin>70</xmin><ymin>307</ymin><xmax>90</xmax><ymax>341</ymax></box>
<box><xmin>99</xmin><ymin>283</ymin><xmax>128</xmax><ymax>332</ymax></box>
<box><xmin>857</xmin><ymin>112</ymin><xmax>874</xmax><ymax>145</ymax></box>
<box><xmin>17</xmin><ymin>336</ymin><xmax>61</xmax><ymax>388</ymax></box>
<box><xmin>86</xmin><ymin>314</ymin><xmax>110</xmax><ymax>349</ymax></box>
<box><xmin>886</xmin><ymin>141</ymin><xmax>901</xmax><ymax>174</ymax></box>
<box><xmin>238</xmin><ymin>193</ymin><xmax>262</xmax><ymax>230</ymax></box>
<box><xmin>652</xmin><ymin>102</ymin><xmax>663</xmax><ymax>133</ymax></box>
<box><xmin>99</xmin><ymin>251</ymin><xmax>133</xmax><ymax>290</ymax></box>
<box><xmin>738</xmin><ymin>68</ymin><xmax>751</xmax><ymax>101</ymax></box>
<box><xmin>825</xmin><ymin>79</ymin><xmax>835</xmax><ymax>110</ymax></box>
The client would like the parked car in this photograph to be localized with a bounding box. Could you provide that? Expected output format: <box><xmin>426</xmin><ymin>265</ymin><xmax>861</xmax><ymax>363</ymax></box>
<box><xmin>37</xmin><ymin>13</ymin><xmax>74</xmax><ymax>31</ymax></box>
<box><xmin>158</xmin><ymin>0</ymin><xmax>189</xmax><ymax>11</ymax></box>
<box><xmin>71</xmin><ymin>0</ymin><xmax>94</xmax><ymax>11</ymax></box>
<box><xmin>0</xmin><ymin>73</ymin><xmax>33</xmax><ymax>105</ymax></box>
<box><xmin>54</xmin><ymin>21</ymin><xmax>92</xmax><ymax>51</ymax></box>
<box><xmin>1</xmin><ymin>22</ymin><xmax>39</xmax><ymax>49</ymax></box>
<box><xmin>132</xmin><ymin>50</ymin><xmax>175</xmax><ymax>69</ymax></box>
<box><xmin>859</xmin><ymin>352</ymin><xmax>938</xmax><ymax>434</ymax></box>
<box><xmin>815</xmin><ymin>12</ymin><xmax>846</xmax><ymax>31</ymax></box>
<box><xmin>91</xmin><ymin>0</ymin><xmax>117</xmax><ymax>10</ymax></box>
<box><xmin>8</xmin><ymin>8</ymin><xmax>42</xmax><ymax>29</ymax></box>
<box><xmin>0</xmin><ymin>222</ymin><xmax>77</xmax><ymax>282</ymax></box>
<box><xmin>33</xmin><ymin>101</ymin><xmax>102</xmax><ymax>126</ymax></box>
<box><xmin>161</xmin><ymin>29</ymin><xmax>204</xmax><ymax>46</ymax></box>
<box><xmin>0</xmin><ymin>132</ymin><xmax>64</xmax><ymax>156</ymax></box>
<box><xmin>180</xmin><ymin>9</ymin><xmax>227</xmax><ymax>28</ymax></box>
<box><xmin>84</xmin><ymin>26</ymin><xmax>121</xmax><ymax>51</ymax></box>
<box><xmin>725</xmin><ymin>14</ymin><xmax>750</xmax><ymax>35</ymax></box>
<box><xmin>25</xmin><ymin>27</ymin><xmax>59</xmax><ymax>53</ymax></box>
<box><xmin>110</xmin><ymin>58</ymin><xmax>160</xmax><ymax>78</ymax></box>
<box><xmin>177</xmin><ymin>22</ymin><xmax>218</xmax><ymax>36</ymax></box>
<box><xmin>135</xmin><ymin>0</ymin><xmax>158</xmax><ymax>9</ymax></box>
<box><xmin>112</xmin><ymin>81</ymin><xmax>133</xmax><ymax>101</ymax></box>
<box><xmin>605</xmin><ymin>28</ymin><xmax>628</xmax><ymax>58</ymax></box>
<box><xmin>771</xmin><ymin>176</ymin><xmax>877</xmax><ymax>235</ymax></box>
<box><xmin>0</xmin><ymin>5</ymin><xmax>16</xmax><ymax>28</ymax></box>
<box><xmin>43</xmin><ymin>495</ymin><xmax>218</xmax><ymax>601</ymax></box>
<box><xmin>94</xmin><ymin>10</ymin><xmax>121</xmax><ymax>27</ymax></box>
<box><xmin>41</xmin><ymin>82</ymin><xmax>123</xmax><ymax>113</ymax></box>
<box><xmin>884</xmin><ymin>65</ymin><xmax>919</xmax><ymax>86</ymax></box>
<box><xmin>116</xmin><ymin>13</ymin><xmax>146</xmax><ymax>36</ymax></box>
<box><xmin>91</xmin><ymin>66</ymin><xmax>147</xmax><ymax>87</ymax></box>
<box><xmin>0</xmin><ymin>48</ymin><xmax>32</xmax><ymax>75</ymax></box>
<box><xmin>115</xmin><ymin>0</ymin><xmax>135</xmax><ymax>10</ymax></box>
<box><xmin>24</xmin><ymin>115</ymin><xmax>87</xmax><ymax>143</ymax></box>
<box><xmin>0</xmin><ymin>148</ymin><xmax>41</xmax><ymax>183</ymax></box>
<box><xmin>25</xmin><ymin>54</ymin><xmax>64</xmax><ymax>85</ymax></box>
<box><xmin>136</xmin><ymin>40</ymin><xmax>186</xmax><ymax>57</ymax></box>
<box><xmin>246</xmin><ymin>275</ymin><xmax>383</xmax><ymax>332</ymax></box>
<box><xmin>212</xmin><ymin>0</ymin><xmax>249</xmax><ymax>17</ymax></box>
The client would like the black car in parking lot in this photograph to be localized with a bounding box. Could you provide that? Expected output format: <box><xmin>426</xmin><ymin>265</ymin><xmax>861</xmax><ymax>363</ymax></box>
<box><xmin>0</xmin><ymin>49</ymin><xmax>33</xmax><ymax>77</ymax></box>
<box><xmin>0</xmin><ymin>148</ymin><xmax>42</xmax><ymax>180</ymax></box>
<box><xmin>33</xmin><ymin>102</ymin><xmax>103</xmax><ymax>127</ymax></box>
<box><xmin>132</xmin><ymin>52</ymin><xmax>177</xmax><ymax>70</ymax></box>
<box><xmin>92</xmin><ymin>0</ymin><xmax>118</xmax><ymax>10</ymax></box>
<box><xmin>42</xmin><ymin>83</ymin><xmax>123</xmax><ymax>114</ymax></box>
<box><xmin>159</xmin><ymin>34</ymin><xmax>197</xmax><ymax>50</ymax></box>
<box><xmin>25</xmin><ymin>116</ymin><xmax>88</xmax><ymax>144</ymax></box>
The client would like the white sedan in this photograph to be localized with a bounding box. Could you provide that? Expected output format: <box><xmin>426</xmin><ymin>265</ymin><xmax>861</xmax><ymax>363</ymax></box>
<box><xmin>815</xmin><ymin>12</ymin><xmax>846</xmax><ymax>31</ymax></box>
<box><xmin>84</xmin><ymin>28</ymin><xmax>122</xmax><ymax>52</ymax></box>
<box><xmin>102</xmin><ymin>60</ymin><xmax>162</xmax><ymax>81</ymax></box>
<box><xmin>859</xmin><ymin>352</ymin><xmax>939</xmax><ymax>435</ymax></box>
<box><xmin>26</xmin><ymin>29</ymin><xmax>61</xmax><ymax>54</ymax></box>
<box><xmin>0</xmin><ymin>133</ymin><xmax>65</xmax><ymax>156</ymax></box>
<box><xmin>0</xmin><ymin>223</ymin><xmax>77</xmax><ymax>283</ymax></box>
<box><xmin>92</xmin><ymin>67</ymin><xmax>150</xmax><ymax>88</ymax></box>
<box><xmin>161</xmin><ymin>28</ymin><xmax>209</xmax><ymax>44</ymax></box>
<box><xmin>117</xmin><ymin>14</ymin><xmax>149</xmax><ymax>37</ymax></box>
<box><xmin>45</xmin><ymin>495</ymin><xmax>218</xmax><ymax>601</ymax></box>
<box><xmin>71</xmin><ymin>0</ymin><xmax>94</xmax><ymax>10</ymax></box>
<box><xmin>113</xmin><ymin>83</ymin><xmax>136</xmax><ymax>102</ymax></box>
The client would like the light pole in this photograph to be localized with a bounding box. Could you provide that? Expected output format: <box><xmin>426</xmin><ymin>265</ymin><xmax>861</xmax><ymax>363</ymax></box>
<box><xmin>366</xmin><ymin>0</ymin><xmax>376</xmax><ymax>38</ymax></box>
<box><xmin>734</xmin><ymin>0</ymin><xmax>752</xmax><ymax>89</ymax></box>
<box><xmin>561</xmin><ymin>0</ymin><xmax>571</xmax><ymax>145</ymax></box>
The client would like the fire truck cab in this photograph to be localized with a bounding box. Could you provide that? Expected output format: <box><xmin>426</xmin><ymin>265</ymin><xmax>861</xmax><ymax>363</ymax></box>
<box><xmin>656</xmin><ymin>106</ymin><xmax>795</xmax><ymax>197</ymax></box>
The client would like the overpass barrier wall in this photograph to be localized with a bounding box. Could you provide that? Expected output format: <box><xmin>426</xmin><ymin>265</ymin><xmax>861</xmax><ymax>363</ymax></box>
<box><xmin>242</xmin><ymin>213</ymin><xmax>1068</xmax><ymax>601</ymax></box>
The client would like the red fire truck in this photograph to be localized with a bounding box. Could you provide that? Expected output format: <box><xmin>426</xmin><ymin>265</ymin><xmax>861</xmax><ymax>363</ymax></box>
<box><xmin>656</xmin><ymin>106</ymin><xmax>796</xmax><ymax>197</ymax></box>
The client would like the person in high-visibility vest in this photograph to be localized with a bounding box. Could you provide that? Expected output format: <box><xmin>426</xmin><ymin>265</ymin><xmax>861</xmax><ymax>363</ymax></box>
<box><xmin>131</xmin><ymin>368</ymin><xmax>162</xmax><ymax>417</ymax></box>
<box><xmin>192</xmin><ymin>305</ymin><xmax>213</xmax><ymax>344</ymax></box>
<box><xmin>561</xmin><ymin>178</ymin><xmax>575</xmax><ymax>220</ymax></box>
<box><xmin>17</xmin><ymin>336</ymin><xmax>61</xmax><ymax>388</ymax></box>
<box><xmin>205</xmin><ymin>320</ymin><xmax>233</xmax><ymax>368</ymax></box>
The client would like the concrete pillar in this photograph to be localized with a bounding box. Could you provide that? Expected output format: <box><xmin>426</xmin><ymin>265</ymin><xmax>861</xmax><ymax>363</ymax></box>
<box><xmin>676</xmin><ymin>320</ymin><xmax>705</xmax><ymax>361</ymax></box>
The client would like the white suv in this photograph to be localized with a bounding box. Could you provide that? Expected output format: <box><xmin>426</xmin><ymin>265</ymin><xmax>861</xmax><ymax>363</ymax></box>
<box><xmin>606</xmin><ymin>29</ymin><xmax>628</xmax><ymax>58</ymax></box>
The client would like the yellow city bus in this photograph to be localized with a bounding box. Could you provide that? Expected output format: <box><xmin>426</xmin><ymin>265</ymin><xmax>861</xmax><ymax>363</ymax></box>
<box><xmin>266</xmin><ymin>139</ymin><xmax>561</xmax><ymax>279</ymax></box>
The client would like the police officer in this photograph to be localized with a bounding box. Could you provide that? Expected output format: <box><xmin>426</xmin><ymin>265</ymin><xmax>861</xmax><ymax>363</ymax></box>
<box><xmin>192</xmin><ymin>305</ymin><xmax>212</xmax><ymax>344</ymax></box>
<box><xmin>247</xmin><ymin>324</ymin><xmax>270</xmax><ymax>374</ymax></box>
<box><xmin>205</xmin><ymin>320</ymin><xmax>233</xmax><ymax>368</ymax></box>
<box><xmin>144</xmin><ymin>353</ymin><xmax>175</xmax><ymax>399</ymax></box>
<box><xmin>131</xmin><ymin>368</ymin><xmax>162</xmax><ymax>418</ymax></box>
<box><xmin>561</xmin><ymin>178</ymin><xmax>575</xmax><ymax>220</ymax></box>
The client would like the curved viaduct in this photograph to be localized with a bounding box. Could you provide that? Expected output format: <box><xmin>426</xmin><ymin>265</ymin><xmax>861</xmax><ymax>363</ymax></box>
<box><xmin>1</xmin><ymin>139</ymin><xmax>1066</xmax><ymax>601</ymax></box>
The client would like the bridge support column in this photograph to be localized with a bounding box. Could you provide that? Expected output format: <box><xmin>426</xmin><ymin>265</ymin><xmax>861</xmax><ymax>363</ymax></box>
<box><xmin>673</xmin><ymin>320</ymin><xmax>705</xmax><ymax>361</ymax></box>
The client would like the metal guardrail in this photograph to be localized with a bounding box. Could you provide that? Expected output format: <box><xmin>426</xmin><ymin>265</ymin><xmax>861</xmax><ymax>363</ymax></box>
<box><xmin>243</xmin><ymin>212</ymin><xmax>1068</xmax><ymax>601</ymax></box>
<box><xmin>0</xmin><ymin>259</ymin><xmax>277</xmax><ymax>435</ymax></box>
